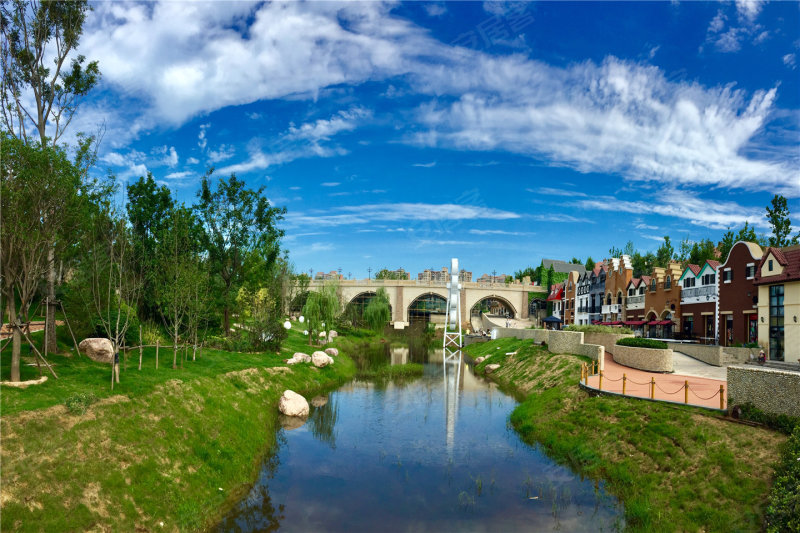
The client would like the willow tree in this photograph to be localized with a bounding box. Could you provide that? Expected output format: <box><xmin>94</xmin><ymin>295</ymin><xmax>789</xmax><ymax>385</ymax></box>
<box><xmin>301</xmin><ymin>284</ymin><xmax>339</xmax><ymax>345</ymax></box>
<box><xmin>363</xmin><ymin>288</ymin><xmax>391</xmax><ymax>333</ymax></box>
<box><xmin>1</xmin><ymin>0</ymin><xmax>101</xmax><ymax>354</ymax></box>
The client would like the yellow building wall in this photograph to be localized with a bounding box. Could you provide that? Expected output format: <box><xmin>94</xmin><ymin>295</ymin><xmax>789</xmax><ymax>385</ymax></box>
<box><xmin>758</xmin><ymin>282</ymin><xmax>800</xmax><ymax>360</ymax></box>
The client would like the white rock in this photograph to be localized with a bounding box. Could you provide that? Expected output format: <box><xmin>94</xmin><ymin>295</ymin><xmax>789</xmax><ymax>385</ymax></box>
<box><xmin>328</xmin><ymin>330</ymin><xmax>338</xmax><ymax>338</ymax></box>
<box><xmin>318</xmin><ymin>331</ymin><xmax>327</xmax><ymax>337</ymax></box>
<box><xmin>286</xmin><ymin>352</ymin><xmax>311</xmax><ymax>365</ymax></box>
<box><xmin>278</xmin><ymin>390</ymin><xmax>309</xmax><ymax>417</ymax></box>
<box><xmin>485</xmin><ymin>364</ymin><xmax>501</xmax><ymax>374</ymax></box>
<box><xmin>78</xmin><ymin>338</ymin><xmax>114</xmax><ymax>363</ymax></box>
<box><xmin>325</xmin><ymin>348</ymin><xmax>339</xmax><ymax>357</ymax></box>
<box><xmin>312</xmin><ymin>351</ymin><xmax>334</xmax><ymax>368</ymax></box>
<box><xmin>475</xmin><ymin>356</ymin><xmax>485</xmax><ymax>364</ymax></box>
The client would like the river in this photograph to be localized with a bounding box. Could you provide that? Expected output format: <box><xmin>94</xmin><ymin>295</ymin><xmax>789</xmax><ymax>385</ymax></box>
<box><xmin>216</xmin><ymin>341</ymin><xmax>622</xmax><ymax>532</ymax></box>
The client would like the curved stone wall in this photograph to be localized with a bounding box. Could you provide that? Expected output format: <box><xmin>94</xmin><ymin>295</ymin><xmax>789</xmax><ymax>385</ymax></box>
<box><xmin>613</xmin><ymin>345</ymin><xmax>673</xmax><ymax>372</ymax></box>
<box><xmin>727</xmin><ymin>365</ymin><xmax>800</xmax><ymax>418</ymax></box>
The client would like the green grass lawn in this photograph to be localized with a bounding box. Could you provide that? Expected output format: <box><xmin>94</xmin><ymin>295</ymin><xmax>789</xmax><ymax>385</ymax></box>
<box><xmin>465</xmin><ymin>338</ymin><xmax>787</xmax><ymax>533</ymax></box>
<box><xmin>1</xmin><ymin>326</ymin><xmax>356</xmax><ymax>532</ymax></box>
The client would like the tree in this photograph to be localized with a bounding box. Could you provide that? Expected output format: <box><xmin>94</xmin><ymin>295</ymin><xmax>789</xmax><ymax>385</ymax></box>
<box><xmin>546</xmin><ymin>265</ymin><xmax>555</xmax><ymax>291</ymax></box>
<box><xmin>0</xmin><ymin>134</ymin><xmax>80</xmax><ymax>380</ymax></box>
<box><xmin>514</xmin><ymin>266</ymin><xmax>536</xmax><ymax>282</ymax></box>
<box><xmin>631</xmin><ymin>252</ymin><xmax>655</xmax><ymax>278</ymax></box>
<box><xmin>570</xmin><ymin>257</ymin><xmax>581</xmax><ymax>264</ymax></box>
<box><xmin>584</xmin><ymin>257</ymin><xmax>595</xmax><ymax>271</ymax></box>
<box><xmin>1</xmin><ymin>0</ymin><xmax>100</xmax><ymax>354</ymax></box>
<box><xmin>766</xmin><ymin>194</ymin><xmax>797</xmax><ymax>248</ymax></box>
<box><xmin>655</xmin><ymin>236</ymin><xmax>675</xmax><ymax>268</ymax></box>
<box><xmin>195</xmin><ymin>170</ymin><xmax>285</xmax><ymax>335</ymax></box>
<box><xmin>375</xmin><ymin>268</ymin><xmax>407</xmax><ymax>280</ymax></box>
<box><xmin>363</xmin><ymin>287</ymin><xmax>391</xmax><ymax>333</ymax></box>
<box><xmin>301</xmin><ymin>284</ymin><xmax>339</xmax><ymax>345</ymax></box>
<box><xmin>127</xmin><ymin>173</ymin><xmax>175</xmax><ymax>321</ymax></box>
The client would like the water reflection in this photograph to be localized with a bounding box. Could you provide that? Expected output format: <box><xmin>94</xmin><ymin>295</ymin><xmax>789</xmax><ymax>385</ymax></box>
<box><xmin>217</xmin><ymin>342</ymin><xmax>622</xmax><ymax>532</ymax></box>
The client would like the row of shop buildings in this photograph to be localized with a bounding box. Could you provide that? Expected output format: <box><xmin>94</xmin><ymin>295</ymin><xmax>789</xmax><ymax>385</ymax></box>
<box><xmin>546</xmin><ymin>241</ymin><xmax>799</xmax><ymax>361</ymax></box>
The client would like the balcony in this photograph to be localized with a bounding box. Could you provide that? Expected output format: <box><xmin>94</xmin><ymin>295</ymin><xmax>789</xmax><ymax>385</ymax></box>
<box><xmin>681</xmin><ymin>285</ymin><xmax>716</xmax><ymax>301</ymax></box>
<box><xmin>627</xmin><ymin>295</ymin><xmax>645</xmax><ymax>308</ymax></box>
<box><xmin>602</xmin><ymin>303</ymin><xmax>621</xmax><ymax>315</ymax></box>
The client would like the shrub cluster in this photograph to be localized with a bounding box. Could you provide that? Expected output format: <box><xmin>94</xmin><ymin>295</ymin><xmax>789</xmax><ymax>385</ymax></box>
<box><xmin>64</xmin><ymin>392</ymin><xmax>98</xmax><ymax>415</ymax></box>
<box><xmin>616</xmin><ymin>337</ymin><xmax>668</xmax><ymax>349</ymax></box>
<box><xmin>766</xmin><ymin>425</ymin><xmax>800</xmax><ymax>532</ymax></box>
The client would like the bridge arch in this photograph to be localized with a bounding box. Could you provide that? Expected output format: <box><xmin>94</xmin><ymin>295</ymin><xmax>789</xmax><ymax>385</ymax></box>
<box><xmin>343</xmin><ymin>291</ymin><xmax>393</xmax><ymax>327</ymax></box>
<box><xmin>469</xmin><ymin>295</ymin><xmax>517</xmax><ymax>318</ymax></box>
<box><xmin>407</xmin><ymin>292</ymin><xmax>448</xmax><ymax>324</ymax></box>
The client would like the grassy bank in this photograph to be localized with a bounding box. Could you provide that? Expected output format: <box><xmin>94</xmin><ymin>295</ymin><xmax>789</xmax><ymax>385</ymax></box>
<box><xmin>0</xmin><ymin>328</ymin><xmax>356</xmax><ymax>532</ymax></box>
<box><xmin>465</xmin><ymin>338</ymin><xmax>786</xmax><ymax>532</ymax></box>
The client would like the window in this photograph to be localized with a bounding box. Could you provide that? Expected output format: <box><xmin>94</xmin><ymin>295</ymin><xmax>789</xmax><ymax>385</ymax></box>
<box><xmin>745</xmin><ymin>264</ymin><xmax>755</xmax><ymax>279</ymax></box>
<box><xmin>723</xmin><ymin>269</ymin><xmax>732</xmax><ymax>283</ymax></box>
<box><xmin>665</xmin><ymin>276</ymin><xmax>671</xmax><ymax>289</ymax></box>
<box><xmin>606</xmin><ymin>294</ymin><xmax>611</xmax><ymax>305</ymax></box>
<box><xmin>639</xmin><ymin>287</ymin><xmax>645</xmax><ymax>295</ymax></box>
<box><xmin>684</xmin><ymin>277</ymin><xmax>695</xmax><ymax>288</ymax></box>
<box><xmin>617</xmin><ymin>294</ymin><xmax>622</xmax><ymax>305</ymax></box>
<box><xmin>650</xmin><ymin>279</ymin><xmax>656</xmax><ymax>292</ymax></box>
<box><xmin>768</xmin><ymin>259</ymin><xmax>773</xmax><ymax>272</ymax></box>
<box><xmin>769</xmin><ymin>285</ymin><xmax>784</xmax><ymax>361</ymax></box>
<box><xmin>628</xmin><ymin>288</ymin><xmax>634</xmax><ymax>296</ymax></box>
<box><xmin>702</xmin><ymin>273</ymin><xmax>715</xmax><ymax>285</ymax></box>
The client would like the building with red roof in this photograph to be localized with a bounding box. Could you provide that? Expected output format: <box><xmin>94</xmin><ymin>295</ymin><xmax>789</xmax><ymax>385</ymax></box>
<box><xmin>755</xmin><ymin>244</ymin><xmax>800</xmax><ymax>361</ymax></box>
<box><xmin>679</xmin><ymin>259</ymin><xmax>719</xmax><ymax>342</ymax></box>
<box><xmin>718</xmin><ymin>241</ymin><xmax>762</xmax><ymax>347</ymax></box>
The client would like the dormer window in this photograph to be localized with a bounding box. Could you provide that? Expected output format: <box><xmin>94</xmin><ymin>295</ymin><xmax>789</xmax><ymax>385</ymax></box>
<box><xmin>702</xmin><ymin>273</ymin><xmax>715</xmax><ymax>285</ymax></box>
<box><xmin>650</xmin><ymin>279</ymin><xmax>656</xmax><ymax>292</ymax></box>
<box><xmin>684</xmin><ymin>277</ymin><xmax>695</xmax><ymax>288</ymax></box>
<box><xmin>639</xmin><ymin>287</ymin><xmax>645</xmax><ymax>295</ymax></box>
<box><xmin>768</xmin><ymin>259</ymin><xmax>773</xmax><ymax>272</ymax></box>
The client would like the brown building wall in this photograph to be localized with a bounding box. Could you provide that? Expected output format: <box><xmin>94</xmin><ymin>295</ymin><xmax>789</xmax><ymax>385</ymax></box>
<box><xmin>680</xmin><ymin>301</ymin><xmax>716</xmax><ymax>341</ymax></box>
<box><xmin>718</xmin><ymin>242</ymin><xmax>761</xmax><ymax>346</ymax></box>
<box><xmin>563</xmin><ymin>272</ymin><xmax>579</xmax><ymax>325</ymax></box>
<box><xmin>643</xmin><ymin>263</ymin><xmax>683</xmax><ymax>327</ymax></box>
<box><xmin>604</xmin><ymin>257</ymin><xmax>632</xmax><ymax>320</ymax></box>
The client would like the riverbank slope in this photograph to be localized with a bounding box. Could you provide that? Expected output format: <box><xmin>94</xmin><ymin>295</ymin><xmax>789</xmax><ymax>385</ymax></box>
<box><xmin>1</xmin><ymin>330</ymin><xmax>355</xmax><ymax>532</ymax></box>
<box><xmin>466</xmin><ymin>337</ymin><xmax>786</xmax><ymax>532</ymax></box>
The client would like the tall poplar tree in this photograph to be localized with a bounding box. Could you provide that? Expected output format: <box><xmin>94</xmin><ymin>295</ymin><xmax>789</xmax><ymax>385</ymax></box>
<box><xmin>1</xmin><ymin>0</ymin><xmax>100</xmax><ymax>353</ymax></box>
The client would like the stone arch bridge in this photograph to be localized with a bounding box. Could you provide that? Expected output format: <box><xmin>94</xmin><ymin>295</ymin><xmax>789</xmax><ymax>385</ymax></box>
<box><xmin>306</xmin><ymin>279</ymin><xmax>544</xmax><ymax>328</ymax></box>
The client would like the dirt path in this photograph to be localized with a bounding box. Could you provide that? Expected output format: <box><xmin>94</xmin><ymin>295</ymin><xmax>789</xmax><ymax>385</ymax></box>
<box><xmin>0</xmin><ymin>321</ymin><xmax>64</xmax><ymax>339</ymax></box>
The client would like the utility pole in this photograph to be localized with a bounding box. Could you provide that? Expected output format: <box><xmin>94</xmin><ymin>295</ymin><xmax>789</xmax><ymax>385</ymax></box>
<box><xmin>492</xmin><ymin>269</ymin><xmax>497</xmax><ymax>284</ymax></box>
<box><xmin>368</xmin><ymin>267</ymin><xmax>372</xmax><ymax>281</ymax></box>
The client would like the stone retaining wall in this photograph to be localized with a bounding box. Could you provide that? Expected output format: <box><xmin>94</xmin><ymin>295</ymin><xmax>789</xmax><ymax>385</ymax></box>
<box><xmin>666</xmin><ymin>343</ymin><xmax>758</xmax><ymax>366</ymax></box>
<box><xmin>727</xmin><ymin>365</ymin><xmax>800</xmax><ymax>418</ymax></box>
<box><xmin>583</xmin><ymin>333</ymin><xmax>633</xmax><ymax>356</ymax></box>
<box><xmin>613</xmin><ymin>345</ymin><xmax>673</xmax><ymax>372</ymax></box>
<box><xmin>491</xmin><ymin>328</ymin><xmax>604</xmax><ymax>361</ymax></box>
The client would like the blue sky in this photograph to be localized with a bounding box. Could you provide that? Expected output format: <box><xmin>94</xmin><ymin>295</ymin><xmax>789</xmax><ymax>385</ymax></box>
<box><xmin>74</xmin><ymin>1</ymin><xmax>799</xmax><ymax>278</ymax></box>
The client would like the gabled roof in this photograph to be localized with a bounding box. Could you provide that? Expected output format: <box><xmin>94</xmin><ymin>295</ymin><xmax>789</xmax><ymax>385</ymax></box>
<box><xmin>641</xmin><ymin>275</ymin><xmax>652</xmax><ymax>286</ymax></box>
<box><xmin>696</xmin><ymin>259</ymin><xmax>719</xmax><ymax>278</ymax></box>
<box><xmin>542</xmin><ymin>259</ymin><xmax>586</xmax><ymax>274</ymax></box>
<box><xmin>678</xmin><ymin>264</ymin><xmax>700</xmax><ymax>282</ymax></box>
<box><xmin>706</xmin><ymin>259</ymin><xmax>720</xmax><ymax>270</ymax></box>
<box><xmin>626</xmin><ymin>277</ymin><xmax>641</xmax><ymax>289</ymax></box>
<box><xmin>722</xmin><ymin>241</ymin><xmax>763</xmax><ymax>266</ymax></box>
<box><xmin>754</xmin><ymin>245</ymin><xmax>800</xmax><ymax>285</ymax></box>
<box><xmin>547</xmin><ymin>282</ymin><xmax>565</xmax><ymax>301</ymax></box>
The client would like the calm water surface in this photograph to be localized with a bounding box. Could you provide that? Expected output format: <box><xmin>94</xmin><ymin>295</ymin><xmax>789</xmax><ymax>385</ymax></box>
<box><xmin>217</xmin><ymin>346</ymin><xmax>622</xmax><ymax>532</ymax></box>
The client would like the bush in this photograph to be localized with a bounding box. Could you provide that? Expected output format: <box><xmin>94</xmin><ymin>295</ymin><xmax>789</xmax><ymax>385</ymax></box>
<box><xmin>65</xmin><ymin>392</ymin><xmax>97</xmax><ymax>415</ymax></box>
<box><xmin>617</xmin><ymin>337</ymin><xmax>668</xmax><ymax>349</ymax></box>
<box><xmin>735</xmin><ymin>402</ymin><xmax>800</xmax><ymax>435</ymax></box>
<box><xmin>565</xmin><ymin>324</ymin><xmax>633</xmax><ymax>335</ymax></box>
<box><xmin>766</xmin><ymin>425</ymin><xmax>800</xmax><ymax>532</ymax></box>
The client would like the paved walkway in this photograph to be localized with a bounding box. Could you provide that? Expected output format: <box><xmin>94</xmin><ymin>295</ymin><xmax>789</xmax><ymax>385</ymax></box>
<box><xmin>671</xmin><ymin>351</ymin><xmax>728</xmax><ymax>381</ymax></box>
<box><xmin>585</xmin><ymin>353</ymin><xmax>727</xmax><ymax>410</ymax></box>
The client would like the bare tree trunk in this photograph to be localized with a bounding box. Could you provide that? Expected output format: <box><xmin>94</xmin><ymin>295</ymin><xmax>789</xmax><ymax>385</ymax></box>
<box><xmin>156</xmin><ymin>339</ymin><xmax>159</xmax><ymax>369</ymax></box>
<box><xmin>223</xmin><ymin>306</ymin><xmax>230</xmax><ymax>337</ymax></box>
<box><xmin>172</xmin><ymin>332</ymin><xmax>177</xmax><ymax>369</ymax></box>
<box><xmin>45</xmin><ymin>248</ymin><xmax>57</xmax><ymax>353</ymax></box>
<box><xmin>138</xmin><ymin>325</ymin><xmax>143</xmax><ymax>370</ymax></box>
<box><xmin>9</xmin><ymin>309</ymin><xmax>21</xmax><ymax>382</ymax></box>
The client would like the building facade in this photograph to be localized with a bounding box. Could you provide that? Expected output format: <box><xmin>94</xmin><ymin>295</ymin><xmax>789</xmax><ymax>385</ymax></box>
<box><xmin>602</xmin><ymin>255</ymin><xmax>632</xmax><ymax>322</ymax></box>
<box><xmin>588</xmin><ymin>262</ymin><xmax>607</xmax><ymax>324</ymax></box>
<box><xmin>643</xmin><ymin>262</ymin><xmax>683</xmax><ymax>338</ymax></box>
<box><xmin>755</xmin><ymin>245</ymin><xmax>800</xmax><ymax>361</ymax></box>
<box><xmin>547</xmin><ymin>282</ymin><xmax>565</xmax><ymax>321</ymax></box>
<box><xmin>575</xmin><ymin>272</ymin><xmax>590</xmax><ymax>325</ymax></box>
<box><xmin>678</xmin><ymin>260</ymin><xmax>719</xmax><ymax>342</ymax></box>
<box><xmin>718</xmin><ymin>241</ymin><xmax>762</xmax><ymax>346</ymax></box>
<box><xmin>563</xmin><ymin>271</ymin><xmax>579</xmax><ymax>325</ymax></box>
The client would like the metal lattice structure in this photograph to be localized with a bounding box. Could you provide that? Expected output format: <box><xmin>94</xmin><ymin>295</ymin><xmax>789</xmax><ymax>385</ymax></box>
<box><xmin>442</xmin><ymin>258</ymin><xmax>462</xmax><ymax>357</ymax></box>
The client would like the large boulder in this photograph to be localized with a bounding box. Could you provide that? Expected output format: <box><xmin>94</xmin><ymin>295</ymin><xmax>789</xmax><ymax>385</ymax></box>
<box><xmin>475</xmin><ymin>356</ymin><xmax>485</xmax><ymax>364</ymax></box>
<box><xmin>324</xmin><ymin>347</ymin><xmax>339</xmax><ymax>357</ymax></box>
<box><xmin>79</xmin><ymin>338</ymin><xmax>114</xmax><ymax>363</ymax></box>
<box><xmin>278</xmin><ymin>390</ymin><xmax>309</xmax><ymax>417</ymax></box>
<box><xmin>286</xmin><ymin>352</ymin><xmax>311</xmax><ymax>365</ymax></box>
<box><xmin>328</xmin><ymin>330</ymin><xmax>338</xmax><ymax>338</ymax></box>
<box><xmin>485</xmin><ymin>364</ymin><xmax>501</xmax><ymax>374</ymax></box>
<box><xmin>312</xmin><ymin>351</ymin><xmax>334</xmax><ymax>368</ymax></box>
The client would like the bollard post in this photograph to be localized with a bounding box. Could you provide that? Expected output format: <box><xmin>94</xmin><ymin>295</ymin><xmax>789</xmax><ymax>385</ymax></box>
<box><xmin>650</xmin><ymin>377</ymin><xmax>655</xmax><ymax>399</ymax></box>
<box><xmin>720</xmin><ymin>385</ymin><xmax>725</xmax><ymax>410</ymax></box>
<box><xmin>584</xmin><ymin>364</ymin><xmax>589</xmax><ymax>386</ymax></box>
<box><xmin>599</xmin><ymin>370</ymin><xmax>603</xmax><ymax>391</ymax></box>
<box><xmin>138</xmin><ymin>325</ymin><xmax>143</xmax><ymax>371</ymax></box>
<box><xmin>685</xmin><ymin>380</ymin><xmax>689</xmax><ymax>404</ymax></box>
<box><xmin>622</xmin><ymin>373</ymin><xmax>627</xmax><ymax>395</ymax></box>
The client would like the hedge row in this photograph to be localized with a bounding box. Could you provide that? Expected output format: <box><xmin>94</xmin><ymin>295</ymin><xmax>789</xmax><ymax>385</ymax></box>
<box><xmin>616</xmin><ymin>337</ymin><xmax>668</xmax><ymax>349</ymax></box>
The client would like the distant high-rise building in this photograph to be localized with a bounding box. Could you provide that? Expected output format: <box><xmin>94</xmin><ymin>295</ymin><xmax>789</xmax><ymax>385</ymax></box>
<box><xmin>417</xmin><ymin>267</ymin><xmax>473</xmax><ymax>283</ymax></box>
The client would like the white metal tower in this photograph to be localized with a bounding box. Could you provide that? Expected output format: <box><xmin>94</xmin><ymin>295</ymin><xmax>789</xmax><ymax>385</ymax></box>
<box><xmin>442</xmin><ymin>257</ymin><xmax>462</xmax><ymax>356</ymax></box>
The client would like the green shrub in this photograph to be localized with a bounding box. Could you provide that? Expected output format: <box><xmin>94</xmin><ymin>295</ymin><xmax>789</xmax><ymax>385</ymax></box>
<box><xmin>565</xmin><ymin>324</ymin><xmax>633</xmax><ymax>335</ymax></box>
<box><xmin>735</xmin><ymin>402</ymin><xmax>800</xmax><ymax>435</ymax></box>
<box><xmin>766</xmin><ymin>425</ymin><xmax>800</xmax><ymax>532</ymax></box>
<box><xmin>617</xmin><ymin>337</ymin><xmax>668</xmax><ymax>349</ymax></box>
<box><xmin>64</xmin><ymin>392</ymin><xmax>97</xmax><ymax>415</ymax></box>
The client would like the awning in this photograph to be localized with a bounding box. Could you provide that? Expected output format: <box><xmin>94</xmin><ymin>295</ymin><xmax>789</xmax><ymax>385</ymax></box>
<box><xmin>647</xmin><ymin>320</ymin><xmax>659</xmax><ymax>326</ymax></box>
<box><xmin>657</xmin><ymin>320</ymin><xmax>673</xmax><ymax>326</ymax></box>
<box><xmin>623</xmin><ymin>320</ymin><xmax>647</xmax><ymax>326</ymax></box>
<box><xmin>543</xmin><ymin>315</ymin><xmax>563</xmax><ymax>323</ymax></box>
<box><xmin>591</xmin><ymin>320</ymin><xmax>601</xmax><ymax>324</ymax></box>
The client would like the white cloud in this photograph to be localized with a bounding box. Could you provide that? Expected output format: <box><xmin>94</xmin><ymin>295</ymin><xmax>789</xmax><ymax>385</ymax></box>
<box><xmin>101</xmin><ymin>152</ymin><xmax>128</xmax><ymax>166</ymax></box>
<box><xmin>187</xmin><ymin>157</ymin><xmax>200</xmax><ymax>165</ymax></box>
<box><xmin>286</xmin><ymin>108</ymin><xmax>370</xmax><ymax>142</ymax></box>
<box><xmin>535</xmin><ymin>187</ymin><xmax>586</xmax><ymax>197</ymax></box>
<box><xmin>424</xmin><ymin>3</ymin><xmax>446</xmax><ymax>17</ymax></box>
<box><xmin>469</xmin><ymin>229</ymin><xmax>534</xmax><ymax>236</ymax></box>
<box><xmin>285</xmin><ymin>203</ymin><xmax>520</xmax><ymax>228</ymax></box>
<box><xmin>163</xmin><ymin>146</ymin><xmax>178</xmax><ymax>167</ymax></box>
<box><xmin>635</xmin><ymin>222</ymin><xmax>660</xmax><ymax>230</ymax></box>
<box><xmin>198</xmin><ymin>124</ymin><xmax>210</xmax><ymax>150</ymax></box>
<box><xmin>735</xmin><ymin>0</ymin><xmax>764</xmax><ymax>23</ymax></box>
<box><xmin>208</xmin><ymin>144</ymin><xmax>235</xmax><ymax>163</ymax></box>
<box><xmin>413</xmin><ymin>161</ymin><xmax>437</xmax><ymax>168</ymax></box>
<box><xmin>578</xmin><ymin>190</ymin><xmax>768</xmax><ymax>230</ymax></box>
<box><xmin>784</xmin><ymin>53</ymin><xmax>797</xmax><ymax>70</ymax></box>
<box><xmin>321</xmin><ymin>182</ymin><xmax>340</xmax><ymax>187</ymax></box>
<box><xmin>165</xmin><ymin>170</ymin><xmax>193</xmax><ymax>180</ymax></box>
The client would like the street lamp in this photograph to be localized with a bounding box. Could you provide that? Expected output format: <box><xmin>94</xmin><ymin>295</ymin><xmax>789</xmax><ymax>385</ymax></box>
<box><xmin>368</xmin><ymin>267</ymin><xmax>372</xmax><ymax>280</ymax></box>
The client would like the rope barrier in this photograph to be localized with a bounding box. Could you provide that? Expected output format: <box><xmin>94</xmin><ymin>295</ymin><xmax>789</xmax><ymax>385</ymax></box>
<box><xmin>655</xmin><ymin>382</ymin><xmax>686</xmax><ymax>396</ymax></box>
<box><xmin>602</xmin><ymin>375</ymin><xmax>624</xmax><ymax>382</ymax></box>
<box><xmin>626</xmin><ymin>378</ymin><xmax>653</xmax><ymax>386</ymax></box>
<box><xmin>688</xmin><ymin>388</ymin><xmax>722</xmax><ymax>401</ymax></box>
